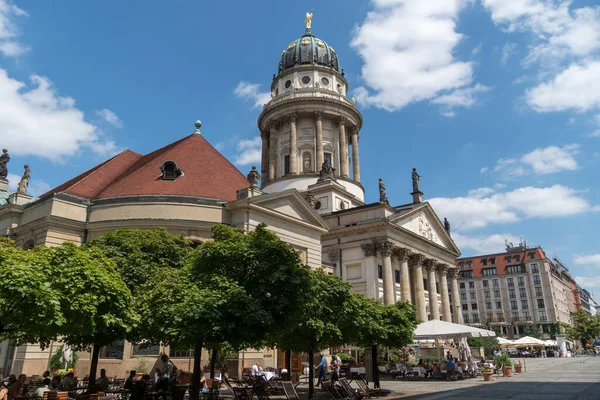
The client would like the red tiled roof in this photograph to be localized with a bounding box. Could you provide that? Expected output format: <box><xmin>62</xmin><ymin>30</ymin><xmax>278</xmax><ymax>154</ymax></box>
<box><xmin>40</xmin><ymin>150</ymin><xmax>143</xmax><ymax>199</ymax></box>
<box><xmin>455</xmin><ymin>247</ymin><xmax>546</xmax><ymax>278</ymax></box>
<box><xmin>97</xmin><ymin>134</ymin><xmax>249</xmax><ymax>201</ymax></box>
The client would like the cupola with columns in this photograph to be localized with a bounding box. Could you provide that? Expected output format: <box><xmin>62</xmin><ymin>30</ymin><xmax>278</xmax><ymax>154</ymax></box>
<box><xmin>258</xmin><ymin>14</ymin><xmax>364</xmax><ymax>210</ymax></box>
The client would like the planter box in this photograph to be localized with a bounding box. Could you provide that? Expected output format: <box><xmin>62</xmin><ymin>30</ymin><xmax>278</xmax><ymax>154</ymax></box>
<box><xmin>503</xmin><ymin>366</ymin><xmax>513</xmax><ymax>377</ymax></box>
<box><xmin>515</xmin><ymin>365</ymin><xmax>523</xmax><ymax>373</ymax></box>
<box><xmin>483</xmin><ymin>373</ymin><xmax>493</xmax><ymax>382</ymax></box>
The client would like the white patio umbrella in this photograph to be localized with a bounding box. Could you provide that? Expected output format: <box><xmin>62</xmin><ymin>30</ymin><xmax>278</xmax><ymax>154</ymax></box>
<box><xmin>513</xmin><ymin>336</ymin><xmax>546</xmax><ymax>346</ymax></box>
<box><xmin>544</xmin><ymin>340</ymin><xmax>557</xmax><ymax>347</ymax></box>
<box><xmin>497</xmin><ymin>337</ymin><xmax>514</xmax><ymax>346</ymax></box>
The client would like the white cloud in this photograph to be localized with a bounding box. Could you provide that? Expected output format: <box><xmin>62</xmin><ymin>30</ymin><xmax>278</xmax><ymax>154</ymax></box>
<box><xmin>0</xmin><ymin>70</ymin><xmax>117</xmax><ymax>161</ymax></box>
<box><xmin>493</xmin><ymin>158</ymin><xmax>526</xmax><ymax>178</ymax></box>
<box><xmin>453</xmin><ymin>232</ymin><xmax>520</xmax><ymax>254</ymax></box>
<box><xmin>432</xmin><ymin>83</ymin><xmax>490</xmax><ymax>108</ymax></box>
<box><xmin>574</xmin><ymin>276</ymin><xmax>600</xmax><ymax>294</ymax></box>
<box><xmin>501</xmin><ymin>42</ymin><xmax>516</xmax><ymax>64</ymax></box>
<box><xmin>429</xmin><ymin>184</ymin><xmax>597</xmax><ymax>231</ymax></box>
<box><xmin>234</xmin><ymin>82</ymin><xmax>271</xmax><ymax>109</ymax></box>
<box><xmin>234</xmin><ymin>136</ymin><xmax>262</xmax><ymax>166</ymax></box>
<box><xmin>467</xmin><ymin>187</ymin><xmax>496</xmax><ymax>198</ymax></box>
<box><xmin>574</xmin><ymin>254</ymin><xmax>600</xmax><ymax>266</ymax></box>
<box><xmin>96</xmin><ymin>109</ymin><xmax>123</xmax><ymax>128</ymax></box>
<box><xmin>480</xmin><ymin>167</ymin><xmax>489</xmax><ymax>174</ymax></box>
<box><xmin>491</xmin><ymin>144</ymin><xmax>579</xmax><ymax>177</ymax></box>
<box><xmin>442</xmin><ymin>111</ymin><xmax>456</xmax><ymax>118</ymax></box>
<box><xmin>526</xmin><ymin>61</ymin><xmax>600</xmax><ymax>112</ymax></box>
<box><xmin>6</xmin><ymin>172</ymin><xmax>50</xmax><ymax>197</ymax></box>
<box><xmin>0</xmin><ymin>0</ymin><xmax>28</xmax><ymax>57</ymax></box>
<box><xmin>351</xmin><ymin>0</ymin><xmax>478</xmax><ymax>111</ymax></box>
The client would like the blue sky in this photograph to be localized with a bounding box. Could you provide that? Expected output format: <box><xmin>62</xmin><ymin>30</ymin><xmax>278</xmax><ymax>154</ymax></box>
<box><xmin>1</xmin><ymin>0</ymin><xmax>600</xmax><ymax>294</ymax></box>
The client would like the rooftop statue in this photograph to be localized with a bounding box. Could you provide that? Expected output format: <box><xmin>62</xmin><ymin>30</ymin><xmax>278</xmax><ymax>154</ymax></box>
<box><xmin>17</xmin><ymin>164</ymin><xmax>30</xmax><ymax>194</ymax></box>
<box><xmin>247</xmin><ymin>166</ymin><xmax>260</xmax><ymax>187</ymax></box>
<box><xmin>318</xmin><ymin>159</ymin><xmax>335</xmax><ymax>181</ymax></box>
<box><xmin>379</xmin><ymin>178</ymin><xmax>389</xmax><ymax>205</ymax></box>
<box><xmin>444</xmin><ymin>217</ymin><xmax>451</xmax><ymax>234</ymax></box>
<box><xmin>412</xmin><ymin>167</ymin><xmax>421</xmax><ymax>193</ymax></box>
<box><xmin>305</xmin><ymin>12</ymin><xmax>313</xmax><ymax>30</ymax></box>
<box><xmin>0</xmin><ymin>148</ymin><xmax>9</xmax><ymax>179</ymax></box>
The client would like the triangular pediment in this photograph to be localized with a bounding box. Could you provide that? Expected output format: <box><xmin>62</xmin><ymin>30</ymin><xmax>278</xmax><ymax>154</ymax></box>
<box><xmin>388</xmin><ymin>202</ymin><xmax>460</xmax><ymax>255</ymax></box>
<box><xmin>244</xmin><ymin>189</ymin><xmax>329</xmax><ymax>231</ymax></box>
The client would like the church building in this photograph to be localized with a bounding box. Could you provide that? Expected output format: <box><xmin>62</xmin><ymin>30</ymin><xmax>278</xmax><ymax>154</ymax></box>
<box><xmin>0</xmin><ymin>17</ymin><xmax>460</xmax><ymax>377</ymax></box>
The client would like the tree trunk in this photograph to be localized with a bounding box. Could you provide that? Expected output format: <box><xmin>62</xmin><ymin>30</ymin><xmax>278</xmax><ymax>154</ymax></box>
<box><xmin>88</xmin><ymin>344</ymin><xmax>101</xmax><ymax>388</ymax></box>
<box><xmin>371</xmin><ymin>345</ymin><xmax>380</xmax><ymax>389</ymax></box>
<box><xmin>308</xmin><ymin>345</ymin><xmax>314</xmax><ymax>400</ymax></box>
<box><xmin>190</xmin><ymin>343</ymin><xmax>203</xmax><ymax>400</ymax></box>
<box><xmin>209</xmin><ymin>348</ymin><xmax>218</xmax><ymax>379</ymax></box>
<box><xmin>286</xmin><ymin>351</ymin><xmax>292</xmax><ymax>373</ymax></box>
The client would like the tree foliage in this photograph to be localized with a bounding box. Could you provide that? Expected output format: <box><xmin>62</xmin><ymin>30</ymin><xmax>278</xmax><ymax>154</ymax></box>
<box><xmin>567</xmin><ymin>308</ymin><xmax>600</xmax><ymax>348</ymax></box>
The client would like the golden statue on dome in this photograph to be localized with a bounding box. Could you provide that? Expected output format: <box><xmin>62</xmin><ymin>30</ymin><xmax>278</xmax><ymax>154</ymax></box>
<box><xmin>305</xmin><ymin>12</ymin><xmax>313</xmax><ymax>30</ymax></box>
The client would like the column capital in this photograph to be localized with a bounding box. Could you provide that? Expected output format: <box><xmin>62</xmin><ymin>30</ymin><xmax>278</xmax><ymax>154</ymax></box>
<box><xmin>392</xmin><ymin>247</ymin><xmax>412</xmax><ymax>262</ymax></box>
<box><xmin>314</xmin><ymin>110</ymin><xmax>324</xmax><ymax>121</ymax></box>
<box><xmin>409</xmin><ymin>253</ymin><xmax>426</xmax><ymax>269</ymax></box>
<box><xmin>361</xmin><ymin>242</ymin><xmax>378</xmax><ymax>257</ymax></box>
<box><xmin>286</xmin><ymin>113</ymin><xmax>297</xmax><ymax>123</ymax></box>
<box><xmin>268</xmin><ymin>120</ymin><xmax>280</xmax><ymax>130</ymax></box>
<box><xmin>328</xmin><ymin>248</ymin><xmax>340</xmax><ymax>262</ymax></box>
<box><xmin>336</xmin><ymin>116</ymin><xmax>347</xmax><ymax>126</ymax></box>
<box><xmin>436</xmin><ymin>263</ymin><xmax>449</xmax><ymax>276</ymax></box>
<box><xmin>447</xmin><ymin>268</ymin><xmax>458</xmax><ymax>279</ymax></box>
<box><xmin>379</xmin><ymin>241</ymin><xmax>394</xmax><ymax>257</ymax></box>
<box><xmin>424</xmin><ymin>258</ymin><xmax>436</xmax><ymax>272</ymax></box>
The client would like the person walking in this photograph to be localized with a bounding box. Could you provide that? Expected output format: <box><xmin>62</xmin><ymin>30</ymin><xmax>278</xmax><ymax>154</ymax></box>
<box><xmin>330</xmin><ymin>354</ymin><xmax>341</xmax><ymax>384</ymax></box>
<box><xmin>315</xmin><ymin>353</ymin><xmax>327</xmax><ymax>386</ymax></box>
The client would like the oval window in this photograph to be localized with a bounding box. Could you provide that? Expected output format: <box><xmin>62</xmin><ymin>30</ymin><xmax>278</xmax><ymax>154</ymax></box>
<box><xmin>321</xmin><ymin>77</ymin><xmax>330</xmax><ymax>86</ymax></box>
<box><xmin>285</xmin><ymin>80</ymin><xmax>292</xmax><ymax>88</ymax></box>
<box><xmin>314</xmin><ymin>201</ymin><xmax>322</xmax><ymax>210</ymax></box>
<box><xmin>301</xmin><ymin>76</ymin><xmax>311</xmax><ymax>85</ymax></box>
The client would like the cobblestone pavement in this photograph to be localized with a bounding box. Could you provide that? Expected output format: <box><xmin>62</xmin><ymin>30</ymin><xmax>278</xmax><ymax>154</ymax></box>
<box><xmin>380</xmin><ymin>357</ymin><xmax>600</xmax><ymax>399</ymax></box>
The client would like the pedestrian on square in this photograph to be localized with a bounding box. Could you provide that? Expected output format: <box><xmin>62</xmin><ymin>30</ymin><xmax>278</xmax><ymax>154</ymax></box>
<box><xmin>124</xmin><ymin>370</ymin><xmax>136</xmax><ymax>390</ymax></box>
<box><xmin>315</xmin><ymin>353</ymin><xmax>327</xmax><ymax>386</ymax></box>
<box><xmin>330</xmin><ymin>354</ymin><xmax>341</xmax><ymax>384</ymax></box>
<box><xmin>130</xmin><ymin>375</ymin><xmax>150</xmax><ymax>400</ymax></box>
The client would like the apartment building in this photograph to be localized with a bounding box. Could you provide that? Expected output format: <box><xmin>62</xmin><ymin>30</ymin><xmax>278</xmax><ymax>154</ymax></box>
<box><xmin>455</xmin><ymin>242</ymin><xmax>573</xmax><ymax>339</ymax></box>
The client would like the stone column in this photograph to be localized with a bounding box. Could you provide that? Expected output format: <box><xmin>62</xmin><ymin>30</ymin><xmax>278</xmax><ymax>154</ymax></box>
<box><xmin>410</xmin><ymin>254</ymin><xmax>427</xmax><ymax>322</ymax></box>
<box><xmin>393</xmin><ymin>248</ymin><xmax>412</xmax><ymax>303</ymax></box>
<box><xmin>337</xmin><ymin>117</ymin><xmax>349</xmax><ymax>178</ymax></box>
<box><xmin>350</xmin><ymin>127</ymin><xmax>360</xmax><ymax>183</ymax></box>
<box><xmin>261</xmin><ymin>133</ymin><xmax>269</xmax><ymax>184</ymax></box>
<box><xmin>314</xmin><ymin>111</ymin><xmax>324</xmax><ymax>168</ymax></box>
<box><xmin>380</xmin><ymin>242</ymin><xmax>394</xmax><ymax>305</ymax></box>
<box><xmin>448</xmin><ymin>268</ymin><xmax>461</xmax><ymax>323</ymax></box>
<box><xmin>361</xmin><ymin>242</ymin><xmax>379</xmax><ymax>300</ymax></box>
<box><xmin>288</xmin><ymin>113</ymin><xmax>298</xmax><ymax>175</ymax></box>
<box><xmin>437</xmin><ymin>263</ymin><xmax>452</xmax><ymax>322</ymax></box>
<box><xmin>425</xmin><ymin>260</ymin><xmax>440</xmax><ymax>320</ymax></box>
<box><xmin>268</xmin><ymin>122</ymin><xmax>277</xmax><ymax>180</ymax></box>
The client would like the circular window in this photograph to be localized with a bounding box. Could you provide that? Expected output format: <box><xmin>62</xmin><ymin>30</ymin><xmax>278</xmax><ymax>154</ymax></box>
<box><xmin>285</xmin><ymin>80</ymin><xmax>292</xmax><ymax>88</ymax></box>
<box><xmin>321</xmin><ymin>77</ymin><xmax>330</xmax><ymax>86</ymax></box>
<box><xmin>301</xmin><ymin>76</ymin><xmax>311</xmax><ymax>85</ymax></box>
<box><xmin>314</xmin><ymin>201</ymin><xmax>322</xmax><ymax>210</ymax></box>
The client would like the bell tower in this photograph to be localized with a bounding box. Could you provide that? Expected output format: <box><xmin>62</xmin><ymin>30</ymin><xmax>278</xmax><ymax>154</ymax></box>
<box><xmin>257</xmin><ymin>15</ymin><xmax>364</xmax><ymax>213</ymax></box>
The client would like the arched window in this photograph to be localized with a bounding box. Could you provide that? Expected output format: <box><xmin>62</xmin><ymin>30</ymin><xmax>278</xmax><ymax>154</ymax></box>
<box><xmin>160</xmin><ymin>161</ymin><xmax>183</xmax><ymax>181</ymax></box>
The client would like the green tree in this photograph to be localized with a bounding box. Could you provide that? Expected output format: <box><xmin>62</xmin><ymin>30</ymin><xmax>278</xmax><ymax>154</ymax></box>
<box><xmin>85</xmin><ymin>229</ymin><xmax>195</xmax><ymax>292</ymax></box>
<box><xmin>567</xmin><ymin>308</ymin><xmax>600</xmax><ymax>349</ymax></box>
<box><xmin>522</xmin><ymin>324</ymin><xmax>542</xmax><ymax>339</ymax></box>
<box><xmin>47</xmin><ymin>243</ymin><xmax>137</xmax><ymax>386</ymax></box>
<box><xmin>0</xmin><ymin>238</ymin><xmax>64</xmax><ymax>347</ymax></box>
<box><xmin>467</xmin><ymin>337</ymin><xmax>499</xmax><ymax>358</ymax></box>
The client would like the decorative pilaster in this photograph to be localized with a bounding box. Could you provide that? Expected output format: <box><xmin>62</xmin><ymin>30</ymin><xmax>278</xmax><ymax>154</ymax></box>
<box><xmin>288</xmin><ymin>113</ymin><xmax>298</xmax><ymax>175</ymax></box>
<box><xmin>268</xmin><ymin>122</ymin><xmax>278</xmax><ymax>180</ymax></box>
<box><xmin>425</xmin><ymin>260</ymin><xmax>440</xmax><ymax>320</ymax></box>
<box><xmin>337</xmin><ymin>117</ymin><xmax>349</xmax><ymax>178</ymax></box>
<box><xmin>350</xmin><ymin>127</ymin><xmax>360</xmax><ymax>183</ymax></box>
<box><xmin>328</xmin><ymin>249</ymin><xmax>340</xmax><ymax>263</ymax></box>
<box><xmin>410</xmin><ymin>253</ymin><xmax>427</xmax><ymax>322</ymax></box>
<box><xmin>360</xmin><ymin>242</ymin><xmax>378</xmax><ymax>257</ymax></box>
<box><xmin>380</xmin><ymin>241</ymin><xmax>394</xmax><ymax>305</ymax></box>
<box><xmin>448</xmin><ymin>268</ymin><xmax>461</xmax><ymax>324</ymax></box>
<box><xmin>261</xmin><ymin>133</ymin><xmax>269</xmax><ymax>183</ymax></box>
<box><xmin>314</xmin><ymin>111</ymin><xmax>324</xmax><ymax>169</ymax></box>
<box><xmin>393</xmin><ymin>248</ymin><xmax>412</xmax><ymax>303</ymax></box>
<box><xmin>437</xmin><ymin>263</ymin><xmax>452</xmax><ymax>322</ymax></box>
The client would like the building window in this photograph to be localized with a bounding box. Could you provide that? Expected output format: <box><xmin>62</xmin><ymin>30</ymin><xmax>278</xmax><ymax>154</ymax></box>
<box><xmin>519</xmin><ymin>288</ymin><xmax>527</xmax><ymax>297</ymax></box>
<box><xmin>486</xmin><ymin>302</ymin><xmax>492</xmax><ymax>310</ymax></box>
<box><xmin>459</xmin><ymin>282</ymin><xmax>465</xmax><ymax>289</ymax></box>
<box><xmin>507</xmin><ymin>265</ymin><xmax>523</xmax><ymax>274</ymax></box>
<box><xmin>471</xmin><ymin>303</ymin><xmax>478</xmax><ymax>310</ymax></box>
<box><xmin>459</xmin><ymin>262</ymin><xmax>464</xmax><ymax>269</ymax></box>
<box><xmin>484</xmin><ymin>291</ymin><xmax>490</xmax><ymax>299</ymax></box>
<box><xmin>132</xmin><ymin>344</ymin><xmax>160</xmax><ymax>357</ymax></box>
<box><xmin>462</xmin><ymin>304</ymin><xmax>468</xmax><ymax>311</ymax></box>
<box><xmin>100</xmin><ymin>340</ymin><xmax>124</xmax><ymax>359</ymax></box>
<box><xmin>496</xmin><ymin>301</ymin><xmax>502</xmax><ymax>309</ymax></box>
<box><xmin>460</xmin><ymin>271</ymin><xmax>473</xmax><ymax>279</ymax></box>
<box><xmin>160</xmin><ymin>161</ymin><xmax>183</xmax><ymax>180</ymax></box>
<box><xmin>284</xmin><ymin>155</ymin><xmax>290</xmax><ymax>175</ymax></box>
<box><xmin>468</xmin><ymin>281</ymin><xmax>475</xmax><ymax>289</ymax></box>
<box><xmin>512</xmin><ymin>312</ymin><xmax>519</xmax><ymax>322</ymax></box>
<box><xmin>470</xmin><ymin>292</ymin><xmax>476</xmax><ymax>300</ymax></box>
<box><xmin>169</xmin><ymin>348</ymin><xmax>195</xmax><ymax>358</ymax></box>
<box><xmin>521</xmin><ymin>300</ymin><xmax>529</xmax><ymax>309</ymax></box>
<box><xmin>490</xmin><ymin>258</ymin><xmax>496</xmax><ymax>265</ymax></box>
<box><xmin>482</xmin><ymin>258</ymin><xmax>487</xmax><ymax>266</ymax></box>
<box><xmin>494</xmin><ymin>290</ymin><xmax>500</xmax><ymax>298</ymax></box>
<box><xmin>507</xmin><ymin>278</ymin><xmax>514</xmax><ymax>287</ymax></box>
<box><xmin>460</xmin><ymin>293</ymin><xmax>467</xmax><ymax>301</ymax></box>
<box><xmin>472</xmin><ymin>314</ymin><xmax>480</xmax><ymax>323</ymax></box>
<box><xmin>464</xmin><ymin>315</ymin><xmax>470</xmax><ymax>323</ymax></box>
<box><xmin>394</xmin><ymin>270</ymin><xmax>400</xmax><ymax>284</ymax></box>
<box><xmin>510</xmin><ymin>300</ymin><xmax>518</xmax><ymax>310</ymax></box>
<box><xmin>531</xmin><ymin>263</ymin><xmax>539</xmax><ymax>273</ymax></box>
<box><xmin>513</xmin><ymin>255</ymin><xmax>520</xmax><ymax>262</ymax></box>
<box><xmin>524</xmin><ymin>311</ymin><xmax>531</xmax><ymax>320</ymax></box>
<box><xmin>509</xmin><ymin>289</ymin><xmax>516</xmax><ymax>298</ymax></box>
<box><xmin>529</xmin><ymin>252</ymin><xmax>536</xmax><ymax>259</ymax></box>
<box><xmin>378</xmin><ymin>265</ymin><xmax>383</xmax><ymax>280</ymax></box>
<box><xmin>537</xmin><ymin>299</ymin><xmax>545</xmax><ymax>309</ymax></box>
<box><xmin>517</xmin><ymin>277</ymin><xmax>525</xmax><ymax>286</ymax></box>
<box><xmin>324</xmin><ymin>153</ymin><xmax>332</xmax><ymax>167</ymax></box>
<box><xmin>535</xmin><ymin>286</ymin><xmax>543</xmax><ymax>297</ymax></box>
<box><xmin>533</xmin><ymin>275</ymin><xmax>541</xmax><ymax>285</ymax></box>
<box><xmin>492</xmin><ymin>279</ymin><xmax>499</xmax><ymax>287</ymax></box>
<box><xmin>466</xmin><ymin>261</ymin><xmax>472</xmax><ymax>268</ymax></box>
<box><xmin>539</xmin><ymin>310</ymin><xmax>548</xmax><ymax>322</ymax></box>
<box><xmin>482</xmin><ymin>268</ymin><xmax>497</xmax><ymax>276</ymax></box>
<box><xmin>483</xmin><ymin>280</ymin><xmax>489</xmax><ymax>287</ymax></box>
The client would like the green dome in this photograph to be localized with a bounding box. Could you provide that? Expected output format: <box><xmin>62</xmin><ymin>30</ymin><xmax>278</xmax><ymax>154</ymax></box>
<box><xmin>278</xmin><ymin>29</ymin><xmax>340</xmax><ymax>75</ymax></box>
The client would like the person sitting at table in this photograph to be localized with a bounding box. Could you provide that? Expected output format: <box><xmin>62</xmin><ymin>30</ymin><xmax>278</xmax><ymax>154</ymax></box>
<box><xmin>61</xmin><ymin>372</ymin><xmax>76</xmax><ymax>391</ymax></box>
<box><xmin>446</xmin><ymin>351</ymin><xmax>453</xmax><ymax>361</ymax></box>
<box><xmin>130</xmin><ymin>375</ymin><xmax>150</xmax><ymax>400</ymax></box>
<box><xmin>36</xmin><ymin>372</ymin><xmax>51</xmax><ymax>384</ymax></box>
<box><xmin>8</xmin><ymin>374</ymin><xmax>26</xmax><ymax>400</ymax></box>
<box><xmin>124</xmin><ymin>370</ymin><xmax>136</xmax><ymax>390</ymax></box>
<box><xmin>251</xmin><ymin>362</ymin><xmax>263</xmax><ymax>377</ymax></box>
<box><xmin>35</xmin><ymin>379</ymin><xmax>51</xmax><ymax>399</ymax></box>
<box><xmin>97</xmin><ymin>369</ymin><xmax>110</xmax><ymax>391</ymax></box>
<box><xmin>50</xmin><ymin>376</ymin><xmax>62</xmax><ymax>391</ymax></box>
